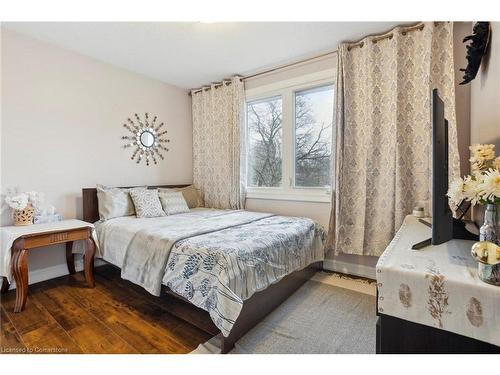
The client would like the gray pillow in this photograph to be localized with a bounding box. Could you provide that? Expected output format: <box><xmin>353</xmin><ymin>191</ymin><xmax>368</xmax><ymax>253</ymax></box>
<box><xmin>129</xmin><ymin>189</ymin><xmax>166</xmax><ymax>218</ymax></box>
<box><xmin>96</xmin><ymin>185</ymin><xmax>146</xmax><ymax>221</ymax></box>
<box><xmin>159</xmin><ymin>191</ymin><xmax>190</xmax><ymax>215</ymax></box>
<box><xmin>158</xmin><ymin>185</ymin><xmax>204</xmax><ymax>208</ymax></box>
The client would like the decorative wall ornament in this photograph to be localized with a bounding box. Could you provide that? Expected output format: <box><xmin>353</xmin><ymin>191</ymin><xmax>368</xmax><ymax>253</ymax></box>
<box><xmin>121</xmin><ymin>112</ymin><xmax>170</xmax><ymax>166</ymax></box>
<box><xmin>459</xmin><ymin>22</ymin><xmax>491</xmax><ymax>85</ymax></box>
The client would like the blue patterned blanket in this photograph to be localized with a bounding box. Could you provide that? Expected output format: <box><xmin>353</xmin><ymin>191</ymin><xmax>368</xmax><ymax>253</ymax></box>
<box><xmin>96</xmin><ymin>209</ymin><xmax>325</xmax><ymax>336</ymax></box>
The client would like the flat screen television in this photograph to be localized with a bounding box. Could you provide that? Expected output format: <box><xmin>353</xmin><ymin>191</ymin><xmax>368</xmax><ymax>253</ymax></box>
<box><xmin>412</xmin><ymin>89</ymin><xmax>478</xmax><ymax>250</ymax></box>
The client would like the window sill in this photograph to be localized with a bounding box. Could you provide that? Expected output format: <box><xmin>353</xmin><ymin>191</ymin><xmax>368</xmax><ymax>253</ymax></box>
<box><xmin>245</xmin><ymin>190</ymin><xmax>331</xmax><ymax>203</ymax></box>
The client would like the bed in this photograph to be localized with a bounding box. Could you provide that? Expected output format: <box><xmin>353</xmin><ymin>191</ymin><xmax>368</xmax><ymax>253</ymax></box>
<box><xmin>83</xmin><ymin>185</ymin><xmax>325</xmax><ymax>353</ymax></box>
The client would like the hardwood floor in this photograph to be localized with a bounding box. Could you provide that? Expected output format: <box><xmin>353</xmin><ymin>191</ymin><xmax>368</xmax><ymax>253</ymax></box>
<box><xmin>0</xmin><ymin>265</ymin><xmax>213</xmax><ymax>354</ymax></box>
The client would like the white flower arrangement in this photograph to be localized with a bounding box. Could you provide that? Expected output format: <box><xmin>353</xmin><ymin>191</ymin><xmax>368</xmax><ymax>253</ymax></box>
<box><xmin>26</xmin><ymin>191</ymin><xmax>44</xmax><ymax>211</ymax></box>
<box><xmin>4</xmin><ymin>190</ymin><xmax>45</xmax><ymax>212</ymax></box>
<box><xmin>448</xmin><ymin>144</ymin><xmax>500</xmax><ymax>206</ymax></box>
<box><xmin>469</xmin><ymin>144</ymin><xmax>500</xmax><ymax>175</ymax></box>
<box><xmin>5</xmin><ymin>193</ymin><xmax>29</xmax><ymax>211</ymax></box>
<box><xmin>478</xmin><ymin>168</ymin><xmax>500</xmax><ymax>203</ymax></box>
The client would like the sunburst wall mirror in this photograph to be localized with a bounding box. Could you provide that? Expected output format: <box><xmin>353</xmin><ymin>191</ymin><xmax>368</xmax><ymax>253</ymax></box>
<box><xmin>121</xmin><ymin>112</ymin><xmax>170</xmax><ymax>166</ymax></box>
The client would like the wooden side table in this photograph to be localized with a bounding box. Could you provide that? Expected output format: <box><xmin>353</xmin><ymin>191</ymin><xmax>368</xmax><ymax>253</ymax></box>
<box><xmin>1</xmin><ymin>226</ymin><xmax>96</xmax><ymax>313</ymax></box>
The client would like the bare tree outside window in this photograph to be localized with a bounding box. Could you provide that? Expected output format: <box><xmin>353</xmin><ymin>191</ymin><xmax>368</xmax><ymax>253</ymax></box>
<box><xmin>246</xmin><ymin>85</ymin><xmax>334</xmax><ymax>190</ymax></box>
<box><xmin>294</xmin><ymin>85</ymin><xmax>334</xmax><ymax>187</ymax></box>
<box><xmin>247</xmin><ymin>96</ymin><xmax>283</xmax><ymax>187</ymax></box>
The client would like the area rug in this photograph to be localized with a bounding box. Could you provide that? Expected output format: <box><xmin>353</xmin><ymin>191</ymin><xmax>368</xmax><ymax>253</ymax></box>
<box><xmin>192</xmin><ymin>276</ymin><xmax>377</xmax><ymax>354</ymax></box>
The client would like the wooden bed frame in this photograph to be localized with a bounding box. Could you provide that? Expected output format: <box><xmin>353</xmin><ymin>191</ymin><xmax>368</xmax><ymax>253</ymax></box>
<box><xmin>82</xmin><ymin>185</ymin><xmax>321</xmax><ymax>353</ymax></box>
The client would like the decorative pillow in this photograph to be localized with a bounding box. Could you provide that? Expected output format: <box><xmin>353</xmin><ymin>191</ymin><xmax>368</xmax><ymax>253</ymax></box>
<box><xmin>158</xmin><ymin>185</ymin><xmax>204</xmax><ymax>208</ymax></box>
<box><xmin>159</xmin><ymin>191</ymin><xmax>190</xmax><ymax>215</ymax></box>
<box><xmin>129</xmin><ymin>189</ymin><xmax>166</xmax><ymax>218</ymax></box>
<box><xmin>96</xmin><ymin>185</ymin><xmax>146</xmax><ymax>221</ymax></box>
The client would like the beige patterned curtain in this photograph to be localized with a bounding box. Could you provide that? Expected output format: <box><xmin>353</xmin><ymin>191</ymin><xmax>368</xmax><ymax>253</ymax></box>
<box><xmin>327</xmin><ymin>22</ymin><xmax>460</xmax><ymax>257</ymax></box>
<box><xmin>192</xmin><ymin>76</ymin><xmax>245</xmax><ymax>209</ymax></box>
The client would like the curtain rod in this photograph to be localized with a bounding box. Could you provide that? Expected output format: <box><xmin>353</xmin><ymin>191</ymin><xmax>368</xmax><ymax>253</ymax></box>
<box><xmin>188</xmin><ymin>49</ymin><xmax>337</xmax><ymax>96</ymax></box>
<box><xmin>189</xmin><ymin>21</ymin><xmax>444</xmax><ymax>96</ymax></box>
<box><xmin>243</xmin><ymin>49</ymin><xmax>338</xmax><ymax>81</ymax></box>
<box><xmin>347</xmin><ymin>22</ymin><xmax>428</xmax><ymax>51</ymax></box>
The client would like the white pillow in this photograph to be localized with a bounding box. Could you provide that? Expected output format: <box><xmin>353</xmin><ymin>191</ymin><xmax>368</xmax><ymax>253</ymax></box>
<box><xmin>159</xmin><ymin>191</ymin><xmax>190</xmax><ymax>215</ymax></box>
<box><xmin>96</xmin><ymin>185</ymin><xmax>146</xmax><ymax>221</ymax></box>
<box><xmin>129</xmin><ymin>189</ymin><xmax>166</xmax><ymax>218</ymax></box>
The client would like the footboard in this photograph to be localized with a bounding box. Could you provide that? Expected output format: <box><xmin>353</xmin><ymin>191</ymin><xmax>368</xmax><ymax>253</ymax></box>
<box><xmin>220</xmin><ymin>262</ymin><xmax>322</xmax><ymax>353</ymax></box>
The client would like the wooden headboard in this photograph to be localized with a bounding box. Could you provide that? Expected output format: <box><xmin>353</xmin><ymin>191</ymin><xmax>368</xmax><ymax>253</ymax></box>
<box><xmin>82</xmin><ymin>184</ymin><xmax>190</xmax><ymax>223</ymax></box>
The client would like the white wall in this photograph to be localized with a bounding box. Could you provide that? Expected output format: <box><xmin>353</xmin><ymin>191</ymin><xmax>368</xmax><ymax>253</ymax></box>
<box><xmin>471</xmin><ymin>22</ymin><xmax>500</xmax><ymax>149</ymax></box>
<box><xmin>454</xmin><ymin>22</ymin><xmax>473</xmax><ymax>176</ymax></box>
<box><xmin>1</xmin><ymin>29</ymin><xmax>193</xmax><ymax>280</ymax></box>
<box><xmin>470</xmin><ymin>22</ymin><xmax>500</xmax><ymax>225</ymax></box>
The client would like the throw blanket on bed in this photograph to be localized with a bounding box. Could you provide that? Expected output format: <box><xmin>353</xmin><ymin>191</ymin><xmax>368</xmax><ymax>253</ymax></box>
<box><xmin>121</xmin><ymin>210</ymin><xmax>273</xmax><ymax>296</ymax></box>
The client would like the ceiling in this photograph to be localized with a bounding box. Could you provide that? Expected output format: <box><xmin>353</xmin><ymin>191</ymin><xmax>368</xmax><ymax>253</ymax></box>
<box><xmin>3</xmin><ymin>22</ymin><xmax>401</xmax><ymax>89</ymax></box>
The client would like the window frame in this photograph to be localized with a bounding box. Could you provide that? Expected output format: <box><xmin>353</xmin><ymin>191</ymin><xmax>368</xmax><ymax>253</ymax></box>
<box><xmin>245</xmin><ymin>69</ymin><xmax>336</xmax><ymax>203</ymax></box>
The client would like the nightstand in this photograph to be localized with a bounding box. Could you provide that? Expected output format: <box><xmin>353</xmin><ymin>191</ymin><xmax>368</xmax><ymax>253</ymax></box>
<box><xmin>0</xmin><ymin>220</ymin><xmax>97</xmax><ymax>313</ymax></box>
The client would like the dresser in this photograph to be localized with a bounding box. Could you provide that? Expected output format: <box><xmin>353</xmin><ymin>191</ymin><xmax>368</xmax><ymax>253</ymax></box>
<box><xmin>376</xmin><ymin>215</ymin><xmax>500</xmax><ymax>353</ymax></box>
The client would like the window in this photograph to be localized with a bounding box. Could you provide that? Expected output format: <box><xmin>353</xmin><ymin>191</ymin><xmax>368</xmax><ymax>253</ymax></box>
<box><xmin>294</xmin><ymin>85</ymin><xmax>334</xmax><ymax>188</ymax></box>
<box><xmin>247</xmin><ymin>96</ymin><xmax>283</xmax><ymax>187</ymax></box>
<box><xmin>245</xmin><ymin>70</ymin><xmax>335</xmax><ymax>202</ymax></box>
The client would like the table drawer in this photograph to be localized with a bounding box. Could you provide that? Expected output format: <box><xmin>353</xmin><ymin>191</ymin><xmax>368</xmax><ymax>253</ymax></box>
<box><xmin>21</xmin><ymin>227</ymin><xmax>91</xmax><ymax>249</ymax></box>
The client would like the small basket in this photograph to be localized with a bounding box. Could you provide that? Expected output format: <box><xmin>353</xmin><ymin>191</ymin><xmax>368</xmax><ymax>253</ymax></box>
<box><xmin>13</xmin><ymin>203</ymin><xmax>34</xmax><ymax>226</ymax></box>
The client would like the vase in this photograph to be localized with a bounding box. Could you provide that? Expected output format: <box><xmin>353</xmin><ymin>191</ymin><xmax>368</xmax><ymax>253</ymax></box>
<box><xmin>480</xmin><ymin>204</ymin><xmax>498</xmax><ymax>243</ymax></box>
<box><xmin>478</xmin><ymin>204</ymin><xmax>500</xmax><ymax>285</ymax></box>
<box><xmin>13</xmin><ymin>203</ymin><xmax>34</xmax><ymax>226</ymax></box>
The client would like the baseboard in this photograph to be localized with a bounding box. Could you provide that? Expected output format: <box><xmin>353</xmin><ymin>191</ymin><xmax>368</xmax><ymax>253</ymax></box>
<box><xmin>322</xmin><ymin>258</ymin><xmax>376</xmax><ymax>280</ymax></box>
<box><xmin>7</xmin><ymin>259</ymin><xmax>106</xmax><ymax>290</ymax></box>
<box><xmin>7</xmin><ymin>258</ymin><xmax>373</xmax><ymax>289</ymax></box>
